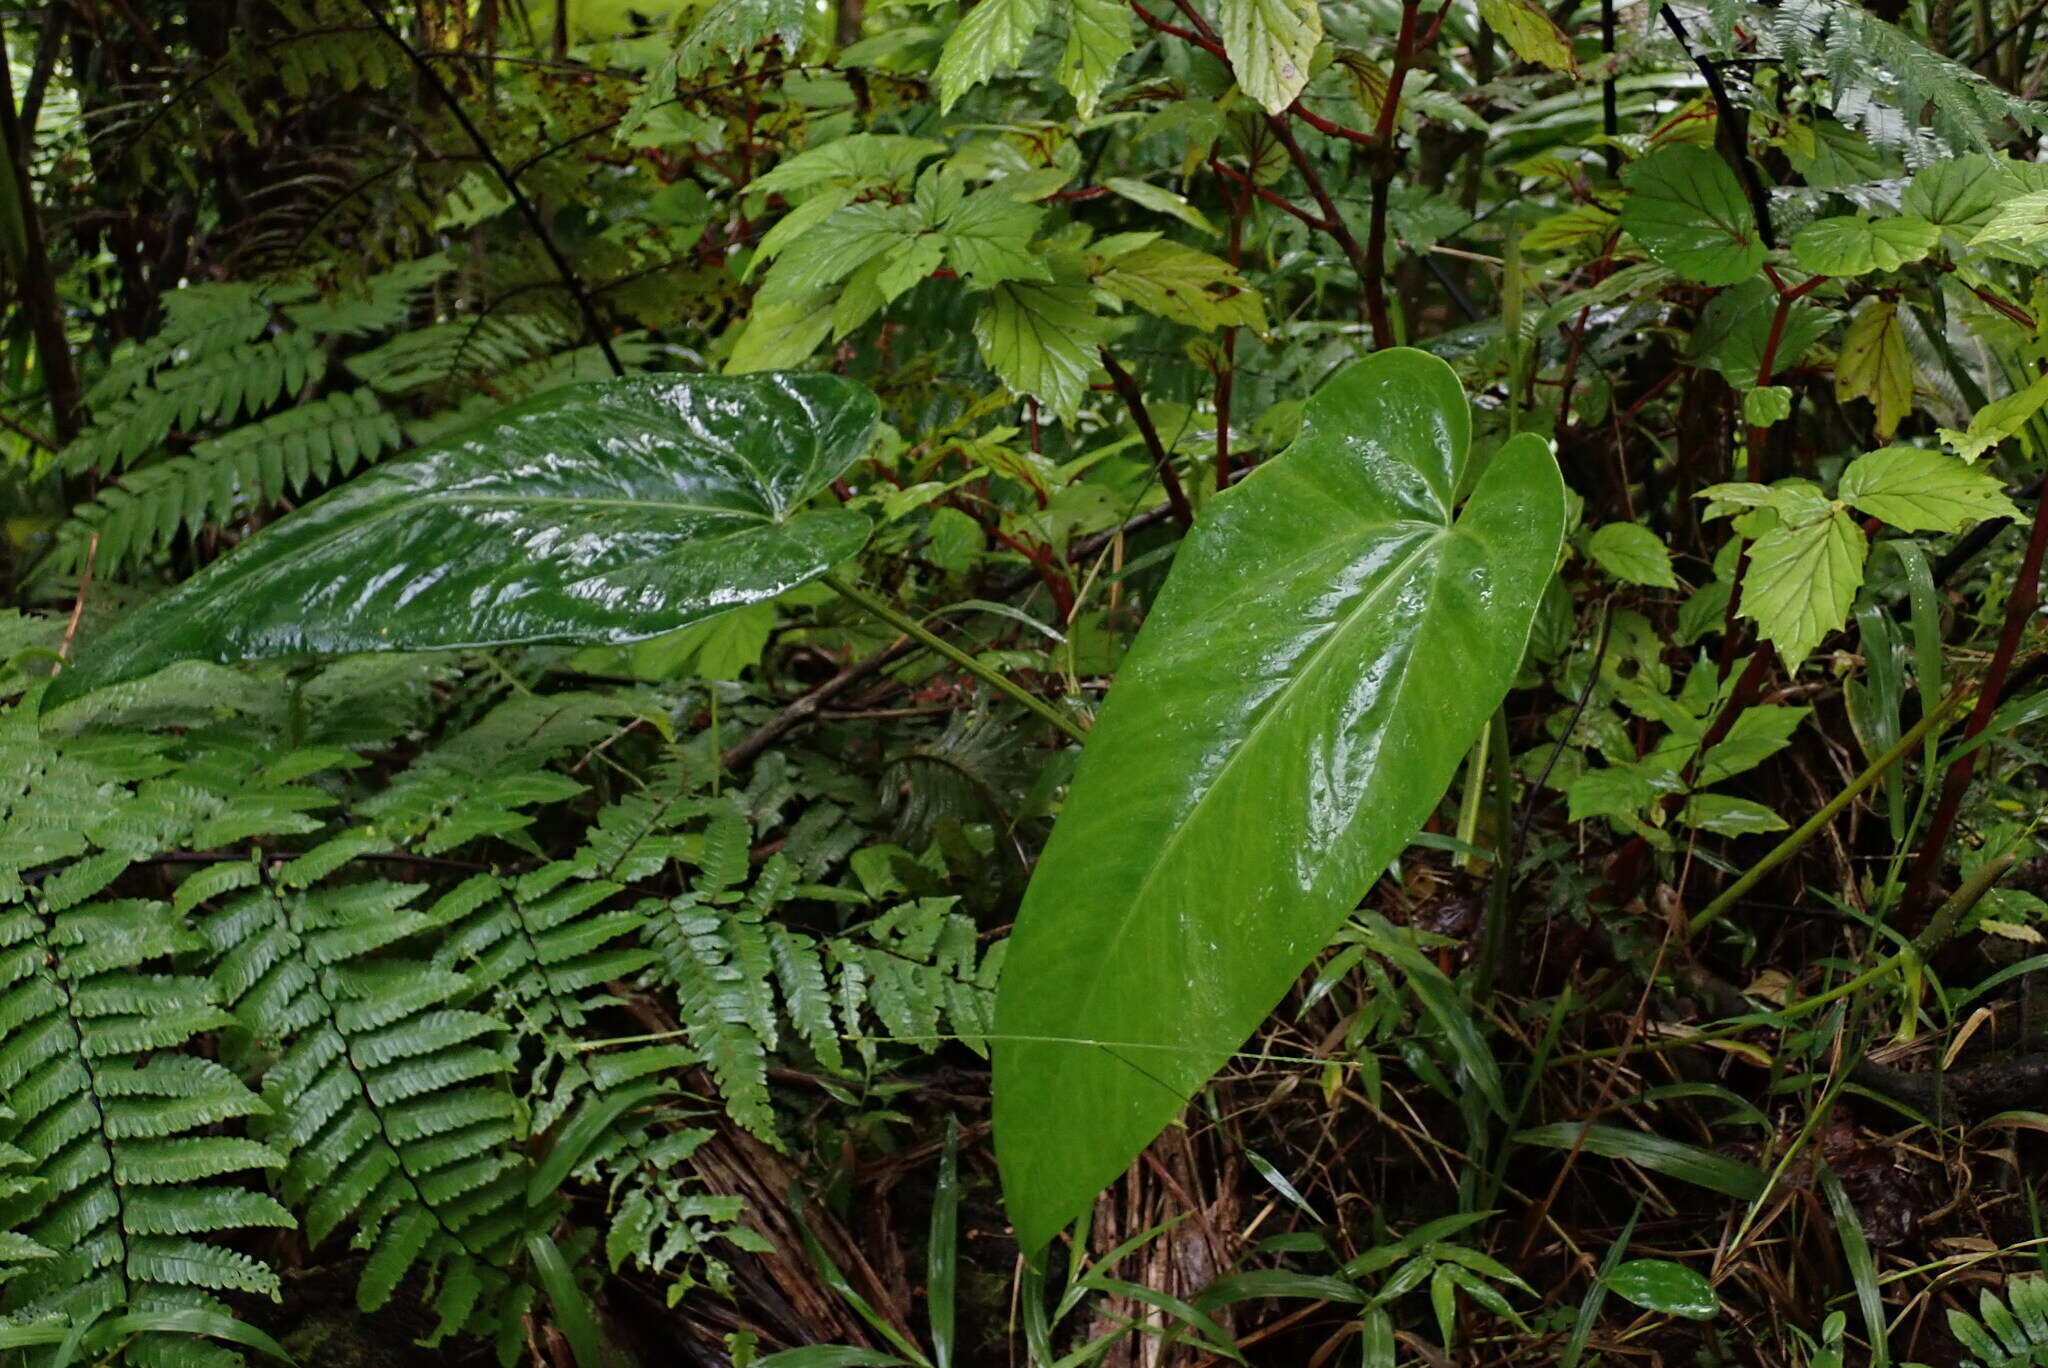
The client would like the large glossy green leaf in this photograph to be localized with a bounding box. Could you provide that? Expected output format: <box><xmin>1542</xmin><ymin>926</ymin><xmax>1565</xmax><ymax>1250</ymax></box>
<box><xmin>991</xmin><ymin>348</ymin><xmax>1567</xmax><ymax>1251</ymax></box>
<box><xmin>46</xmin><ymin>372</ymin><xmax>878</xmax><ymax>708</ymax></box>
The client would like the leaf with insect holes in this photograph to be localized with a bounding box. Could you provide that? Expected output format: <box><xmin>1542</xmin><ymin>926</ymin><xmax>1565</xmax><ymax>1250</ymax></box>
<box><xmin>1835</xmin><ymin>299</ymin><xmax>1914</xmax><ymax>440</ymax></box>
<box><xmin>1478</xmin><ymin>0</ymin><xmax>1577</xmax><ymax>73</ymax></box>
<box><xmin>1792</xmin><ymin>215</ymin><xmax>1939</xmax><ymax>276</ymax></box>
<box><xmin>1838</xmin><ymin>447</ymin><xmax>2022</xmax><ymax>532</ymax></box>
<box><xmin>1219</xmin><ymin>0</ymin><xmax>1320</xmax><ymax>115</ymax></box>
<box><xmin>1586</xmin><ymin>523</ymin><xmax>1676</xmax><ymax>588</ymax></box>
<box><xmin>1940</xmin><ymin>372</ymin><xmax>2048</xmax><ymax>462</ymax></box>
<box><xmin>1619</xmin><ymin>145</ymin><xmax>1765</xmax><ymax>286</ymax></box>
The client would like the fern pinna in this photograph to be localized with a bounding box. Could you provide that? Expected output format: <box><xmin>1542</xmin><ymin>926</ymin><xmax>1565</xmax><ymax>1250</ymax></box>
<box><xmin>0</xmin><ymin>649</ymin><xmax>1003</xmax><ymax>1361</ymax></box>
<box><xmin>0</xmin><ymin>701</ymin><xmax>291</xmax><ymax>1366</ymax></box>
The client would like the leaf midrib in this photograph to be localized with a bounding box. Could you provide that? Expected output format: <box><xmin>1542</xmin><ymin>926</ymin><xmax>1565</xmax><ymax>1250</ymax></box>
<box><xmin>406</xmin><ymin>491</ymin><xmax>779</xmax><ymax>523</ymax></box>
<box><xmin>1054</xmin><ymin>522</ymin><xmax>1449</xmax><ymax>1053</ymax></box>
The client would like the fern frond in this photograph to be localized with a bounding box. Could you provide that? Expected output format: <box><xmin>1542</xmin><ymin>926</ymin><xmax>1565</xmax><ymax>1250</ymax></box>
<box><xmin>1950</xmin><ymin>1275</ymin><xmax>2048</xmax><ymax>1367</ymax></box>
<box><xmin>203</xmin><ymin>872</ymin><xmax>534</xmax><ymax>1345</ymax></box>
<box><xmin>51</xmin><ymin>389</ymin><xmax>401</xmax><ymax>575</ymax></box>
<box><xmin>1764</xmin><ymin>0</ymin><xmax>2048</xmax><ymax>165</ymax></box>
<box><xmin>0</xmin><ymin>890</ymin><xmax>288</xmax><ymax>1365</ymax></box>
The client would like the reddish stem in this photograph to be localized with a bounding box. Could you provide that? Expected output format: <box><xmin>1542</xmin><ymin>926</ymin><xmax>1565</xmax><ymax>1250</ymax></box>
<box><xmin>1899</xmin><ymin>484</ymin><xmax>2048</xmax><ymax>921</ymax></box>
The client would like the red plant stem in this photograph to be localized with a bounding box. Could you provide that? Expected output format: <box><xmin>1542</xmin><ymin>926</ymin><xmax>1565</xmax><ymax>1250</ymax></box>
<box><xmin>1289</xmin><ymin>102</ymin><xmax>1377</xmax><ymax>148</ymax></box>
<box><xmin>1358</xmin><ymin>0</ymin><xmax>1423</xmax><ymax>349</ymax></box>
<box><xmin>1100</xmin><ymin>349</ymin><xmax>1195</xmax><ymax>531</ymax></box>
<box><xmin>1210</xmin><ymin>159</ymin><xmax>1333</xmax><ymax>232</ymax></box>
<box><xmin>1899</xmin><ymin>483</ymin><xmax>2048</xmax><ymax>920</ymax></box>
<box><xmin>1130</xmin><ymin>1</ymin><xmax>1225</xmax><ymax>58</ymax></box>
<box><xmin>1713</xmin><ymin>272</ymin><xmax>1829</xmax><ymax>676</ymax></box>
<box><xmin>1140</xmin><ymin>0</ymin><xmax>1381</xmax><ymax>332</ymax></box>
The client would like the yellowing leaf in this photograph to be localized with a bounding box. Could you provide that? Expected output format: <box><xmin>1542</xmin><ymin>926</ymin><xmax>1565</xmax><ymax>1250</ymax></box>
<box><xmin>1219</xmin><ymin>0</ymin><xmax>1321</xmax><ymax>115</ymax></box>
<box><xmin>1478</xmin><ymin>0</ymin><xmax>1577</xmax><ymax>73</ymax></box>
<box><xmin>1837</xmin><ymin>446</ymin><xmax>2023</xmax><ymax>532</ymax></box>
<box><xmin>1741</xmin><ymin>503</ymin><xmax>1866</xmax><ymax>666</ymax></box>
<box><xmin>1835</xmin><ymin>299</ymin><xmax>1913</xmax><ymax>440</ymax></box>
<box><xmin>1095</xmin><ymin>240</ymin><xmax>1267</xmax><ymax>332</ymax></box>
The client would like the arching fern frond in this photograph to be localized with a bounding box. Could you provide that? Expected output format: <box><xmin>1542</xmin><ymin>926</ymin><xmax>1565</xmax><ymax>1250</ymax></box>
<box><xmin>0</xmin><ymin>888</ymin><xmax>289</xmax><ymax>1367</ymax></box>
<box><xmin>51</xmin><ymin>390</ymin><xmax>402</xmax><ymax>575</ymax></box>
<box><xmin>203</xmin><ymin>866</ymin><xmax>538</xmax><ymax>1348</ymax></box>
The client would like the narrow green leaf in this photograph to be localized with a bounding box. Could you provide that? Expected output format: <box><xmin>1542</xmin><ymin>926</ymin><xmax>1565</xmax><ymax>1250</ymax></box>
<box><xmin>994</xmin><ymin>349</ymin><xmax>1567</xmax><ymax>1251</ymax></box>
<box><xmin>526</xmin><ymin>1232</ymin><xmax>611</xmax><ymax>1368</ymax></box>
<box><xmin>1515</xmin><ymin>1123</ymin><xmax>1767</xmax><ymax>1199</ymax></box>
<box><xmin>928</xmin><ymin>1119</ymin><xmax>960</xmax><ymax>1368</ymax></box>
<box><xmin>1602</xmin><ymin>1259</ymin><xmax>1719</xmax><ymax>1321</ymax></box>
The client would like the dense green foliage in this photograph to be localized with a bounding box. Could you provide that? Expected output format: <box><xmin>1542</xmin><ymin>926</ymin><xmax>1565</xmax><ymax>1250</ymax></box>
<box><xmin>10</xmin><ymin>0</ymin><xmax>2048</xmax><ymax>1364</ymax></box>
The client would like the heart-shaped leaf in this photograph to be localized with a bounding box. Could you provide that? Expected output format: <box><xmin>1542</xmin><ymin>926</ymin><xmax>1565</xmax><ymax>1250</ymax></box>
<box><xmin>1620</xmin><ymin>145</ymin><xmax>1765</xmax><ymax>286</ymax></box>
<box><xmin>46</xmin><ymin>372</ymin><xmax>879</xmax><ymax>708</ymax></box>
<box><xmin>991</xmin><ymin>349</ymin><xmax>1567</xmax><ymax>1251</ymax></box>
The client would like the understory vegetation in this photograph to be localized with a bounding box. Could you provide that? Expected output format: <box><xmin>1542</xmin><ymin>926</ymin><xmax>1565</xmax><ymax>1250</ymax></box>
<box><xmin>9</xmin><ymin>0</ymin><xmax>2048</xmax><ymax>1364</ymax></box>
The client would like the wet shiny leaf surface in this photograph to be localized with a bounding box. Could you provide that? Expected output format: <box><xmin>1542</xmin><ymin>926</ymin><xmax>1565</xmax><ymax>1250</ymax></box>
<box><xmin>991</xmin><ymin>349</ymin><xmax>1566</xmax><ymax>1251</ymax></box>
<box><xmin>47</xmin><ymin>372</ymin><xmax>878</xmax><ymax>707</ymax></box>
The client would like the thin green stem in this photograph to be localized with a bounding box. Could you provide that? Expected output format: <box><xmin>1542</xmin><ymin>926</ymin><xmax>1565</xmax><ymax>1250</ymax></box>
<box><xmin>1687</xmin><ymin>689</ymin><xmax>1971</xmax><ymax>938</ymax></box>
<box><xmin>824</xmin><ymin>573</ymin><xmax>1089</xmax><ymax>745</ymax></box>
<box><xmin>1473</xmin><ymin>707</ymin><xmax>1516</xmax><ymax>1004</ymax></box>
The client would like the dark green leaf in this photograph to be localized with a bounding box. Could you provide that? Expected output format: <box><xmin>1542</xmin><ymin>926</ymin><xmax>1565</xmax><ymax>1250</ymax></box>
<box><xmin>1602</xmin><ymin>1258</ymin><xmax>1720</xmax><ymax>1321</ymax></box>
<box><xmin>48</xmin><ymin>373</ymin><xmax>878</xmax><ymax>708</ymax></box>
